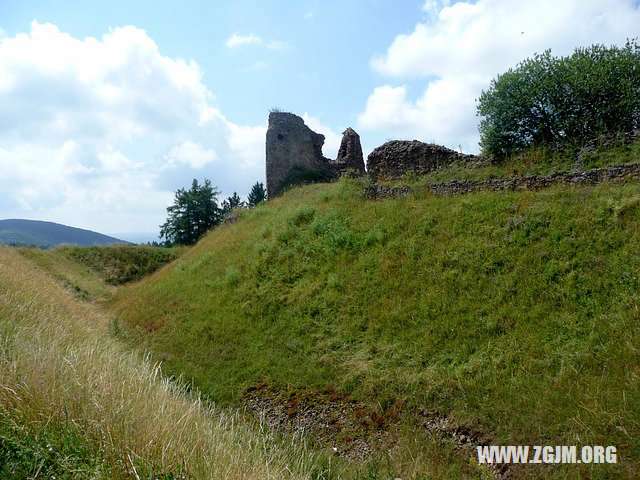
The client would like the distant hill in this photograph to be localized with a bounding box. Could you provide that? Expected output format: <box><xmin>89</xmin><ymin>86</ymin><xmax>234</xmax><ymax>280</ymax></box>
<box><xmin>0</xmin><ymin>219</ymin><xmax>132</xmax><ymax>248</ymax></box>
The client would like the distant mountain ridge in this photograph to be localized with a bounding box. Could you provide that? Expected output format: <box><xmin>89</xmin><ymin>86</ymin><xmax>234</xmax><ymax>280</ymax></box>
<box><xmin>0</xmin><ymin>219</ymin><xmax>131</xmax><ymax>248</ymax></box>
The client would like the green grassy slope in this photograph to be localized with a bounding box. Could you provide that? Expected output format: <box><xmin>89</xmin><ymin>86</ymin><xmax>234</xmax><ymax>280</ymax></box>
<box><xmin>61</xmin><ymin>245</ymin><xmax>183</xmax><ymax>285</ymax></box>
<box><xmin>113</xmin><ymin>177</ymin><xmax>640</xmax><ymax>478</ymax></box>
<box><xmin>17</xmin><ymin>245</ymin><xmax>182</xmax><ymax>302</ymax></box>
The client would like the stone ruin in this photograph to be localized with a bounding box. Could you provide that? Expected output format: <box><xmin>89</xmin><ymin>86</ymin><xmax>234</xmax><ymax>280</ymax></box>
<box><xmin>366</xmin><ymin>140</ymin><xmax>477</xmax><ymax>181</ymax></box>
<box><xmin>264</xmin><ymin>111</ymin><xmax>480</xmax><ymax>197</ymax></box>
<box><xmin>265</xmin><ymin>112</ymin><xmax>365</xmax><ymax>198</ymax></box>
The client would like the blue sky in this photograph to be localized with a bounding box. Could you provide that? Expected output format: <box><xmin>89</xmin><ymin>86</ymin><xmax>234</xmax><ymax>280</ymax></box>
<box><xmin>1</xmin><ymin>0</ymin><xmax>639</xmax><ymax>241</ymax></box>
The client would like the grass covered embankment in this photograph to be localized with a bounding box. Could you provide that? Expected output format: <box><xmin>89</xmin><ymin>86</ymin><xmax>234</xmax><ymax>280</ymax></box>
<box><xmin>113</xmin><ymin>175</ymin><xmax>640</xmax><ymax>478</ymax></box>
<box><xmin>18</xmin><ymin>244</ymin><xmax>182</xmax><ymax>292</ymax></box>
<box><xmin>390</xmin><ymin>133</ymin><xmax>640</xmax><ymax>187</ymax></box>
<box><xmin>0</xmin><ymin>247</ymin><xmax>333</xmax><ymax>479</ymax></box>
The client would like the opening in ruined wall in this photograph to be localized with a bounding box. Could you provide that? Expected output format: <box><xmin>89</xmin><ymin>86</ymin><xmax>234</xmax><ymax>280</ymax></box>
<box><xmin>277</xmin><ymin>134</ymin><xmax>284</xmax><ymax>140</ymax></box>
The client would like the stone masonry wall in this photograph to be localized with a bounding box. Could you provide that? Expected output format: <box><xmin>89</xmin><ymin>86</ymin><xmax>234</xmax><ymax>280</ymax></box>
<box><xmin>335</xmin><ymin>127</ymin><xmax>365</xmax><ymax>175</ymax></box>
<box><xmin>265</xmin><ymin>112</ymin><xmax>365</xmax><ymax>198</ymax></box>
<box><xmin>365</xmin><ymin>162</ymin><xmax>640</xmax><ymax>199</ymax></box>
<box><xmin>366</xmin><ymin>140</ymin><xmax>477</xmax><ymax>181</ymax></box>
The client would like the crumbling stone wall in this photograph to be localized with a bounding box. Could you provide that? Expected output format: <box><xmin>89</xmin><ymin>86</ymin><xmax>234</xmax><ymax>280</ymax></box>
<box><xmin>366</xmin><ymin>140</ymin><xmax>477</xmax><ymax>181</ymax></box>
<box><xmin>574</xmin><ymin>129</ymin><xmax>640</xmax><ymax>169</ymax></box>
<box><xmin>265</xmin><ymin>112</ymin><xmax>365</xmax><ymax>198</ymax></box>
<box><xmin>335</xmin><ymin>128</ymin><xmax>365</xmax><ymax>175</ymax></box>
<box><xmin>365</xmin><ymin>162</ymin><xmax>640</xmax><ymax>199</ymax></box>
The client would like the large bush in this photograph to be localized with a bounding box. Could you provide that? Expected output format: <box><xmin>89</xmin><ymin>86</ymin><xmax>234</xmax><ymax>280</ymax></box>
<box><xmin>477</xmin><ymin>40</ymin><xmax>640</xmax><ymax>160</ymax></box>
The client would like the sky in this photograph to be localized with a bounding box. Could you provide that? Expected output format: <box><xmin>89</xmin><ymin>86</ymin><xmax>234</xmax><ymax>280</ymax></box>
<box><xmin>1</xmin><ymin>0</ymin><xmax>638</xmax><ymax>242</ymax></box>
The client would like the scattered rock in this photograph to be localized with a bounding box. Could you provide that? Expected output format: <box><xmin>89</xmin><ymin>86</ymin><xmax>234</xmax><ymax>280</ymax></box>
<box><xmin>246</xmin><ymin>382</ymin><xmax>517</xmax><ymax>478</ymax></box>
<box><xmin>245</xmin><ymin>382</ymin><xmax>397</xmax><ymax>460</ymax></box>
<box><xmin>420</xmin><ymin>410</ymin><xmax>513</xmax><ymax>479</ymax></box>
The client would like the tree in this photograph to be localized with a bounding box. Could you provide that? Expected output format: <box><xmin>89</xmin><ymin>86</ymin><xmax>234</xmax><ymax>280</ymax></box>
<box><xmin>221</xmin><ymin>191</ymin><xmax>243</xmax><ymax>216</ymax></box>
<box><xmin>159</xmin><ymin>179</ymin><xmax>222</xmax><ymax>246</ymax></box>
<box><xmin>247</xmin><ymin>182</ymin><xmax>266</xmax><ymax>207</ymax></box>
<box><xmin>477</xmin><ymin>40</ymin><xmax>640</xmax><ymax>160</ymax></box>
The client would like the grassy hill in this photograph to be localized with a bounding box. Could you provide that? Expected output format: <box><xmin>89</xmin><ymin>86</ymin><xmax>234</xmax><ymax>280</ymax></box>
<box><xmin>112</xmin><ymin>173</ymin><xmax>640</xmax><ymax>478</ymax></box>
<box><xmin>0</xmin><ymin>219</ymin><xmax>131</xmax><ymax>247</ymax></box>
<box><xmin>2</xmin><ymin>140</ymin><xmax>639</xmax><ymax>479</ymax></box>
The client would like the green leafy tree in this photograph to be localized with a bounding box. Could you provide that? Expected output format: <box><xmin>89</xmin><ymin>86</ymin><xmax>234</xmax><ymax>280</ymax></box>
<box><xmin>159</xmin><ymin>179</ymin><xmax>222</xmax><ymax>246</ymax></box>
<box><xmin>477</xmin><ymin>40</ymin><xmax>640</xmax><ymax>160</ymax></box>
<box><xmin>247</xmin><ymin>182</ymin><xmax>266</xmax><ymax>207</ymax></box>
<box><xmin>221</xmin><ymin>191</ymin><xmax>243</xmax><ymax>216</ymax></box>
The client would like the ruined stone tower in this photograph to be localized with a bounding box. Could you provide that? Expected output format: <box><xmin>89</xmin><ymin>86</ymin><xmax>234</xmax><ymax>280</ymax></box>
<box><xmin>265</xmin><ymin>112</ymin><xmax>365</xmax><ymax>198</ymax></box>
<box><xmin>336</xmin><ymin>128</ymin><xmax>365</xmax><ymax>175</ymax></box>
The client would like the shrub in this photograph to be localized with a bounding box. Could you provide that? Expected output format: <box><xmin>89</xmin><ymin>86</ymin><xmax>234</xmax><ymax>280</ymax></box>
<box><xmin>289</xmin><ymin>206</ymin><xmax>316</xmax><ymax>226</ymax></box>
<box><xmin>310</xmin><ymin>214</ymin><xmax>359</xmax><ymax>252</ymax></box>
<box><xmin>477</xmin><ymin>40</ymin><xmax>640</xmax><ymax>160</ymax></box>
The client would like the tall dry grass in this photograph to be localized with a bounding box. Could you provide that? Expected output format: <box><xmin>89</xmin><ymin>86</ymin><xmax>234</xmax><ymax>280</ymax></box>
<box><xmin>0</xmin><ymin>247</ymin><xmax>325</xmax><ymax>479</ymax></box>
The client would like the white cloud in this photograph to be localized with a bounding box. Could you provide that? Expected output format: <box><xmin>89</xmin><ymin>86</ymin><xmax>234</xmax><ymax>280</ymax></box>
<box><xmin>226</xmin><ymin>33</ymin><xmax>263</xmax><ymax>48</ymax></box>
<box><xmin>0</xmin><ymin>22</ymin><xmax>266</xmax><ymax>235</ymax></box>
<box><xmin>227</xmin><ymin>123</ymin><xmax>266</xmax><ymax>170</ymax></box>
<box><xmin>163</xmin><ymin>141</ymin><xmax>217</xmax><ymax>170</ymax></box>
<box><xmin>301</xmin><ymin>113</ymin><xmax>342</xmax><ymax>159</ymax></box>
<box><xmin>304</xmin><ymin>12</ymin><xmax>315</xmax><ymax>21</ymax></box>
<box><xmin>359</xmin><ymin>0</ymin><xmax>640</xmax><ymax>152</ymax></box>
<box><xmin>98</xmin><ymin>148</ymin><xmax>141</xmax><ymax>173</ymax></box>
<box><xmin>225</xmin><ymin>33</ymin><xmax>286</xmax><ymax>50</ymax></box>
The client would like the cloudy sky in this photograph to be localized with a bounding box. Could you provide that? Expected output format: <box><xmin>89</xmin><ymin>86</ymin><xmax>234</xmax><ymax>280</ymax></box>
<box><xmin>1</xmin><ymin>0</ymin><xmax>638</xmax><ymax>241</ymax></box>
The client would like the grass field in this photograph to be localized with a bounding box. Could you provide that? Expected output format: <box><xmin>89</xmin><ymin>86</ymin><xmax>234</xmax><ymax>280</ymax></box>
<box><xmin>112</xmin><ymin>172</ymin><xmax>640</xmax><ymax>478</ymax></box>
<box><xmin>0</xmin><ymin>247</ymin><xmax>346</xmax><ymax>480</ymax></box>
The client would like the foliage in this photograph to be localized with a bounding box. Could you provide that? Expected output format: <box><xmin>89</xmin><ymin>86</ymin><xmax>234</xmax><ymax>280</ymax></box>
<box><xmin>160</xmin><ymin>179</ymin><xmax>223</xmax><ymax>246</ymax></box>
<box><xmin>247</xmin><ymin>181</ymin><xmax>266</xmax><ymax>206</ymax></box>
<box><xmin>477</xmin><ymin>40</ymin><xmax>640</xmax><ymax>159</ymax></box>
<box><xmin>222</xmin><ymin>191</ymin><xmax>243</xmax><ymax>216</ymax></box>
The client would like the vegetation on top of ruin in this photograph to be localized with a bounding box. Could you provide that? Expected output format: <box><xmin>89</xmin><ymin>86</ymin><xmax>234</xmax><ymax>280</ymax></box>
<box><xmin>381</xmin><ymin>132</ymin><xmax>640</xmax><ymax>188</ymax></box>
